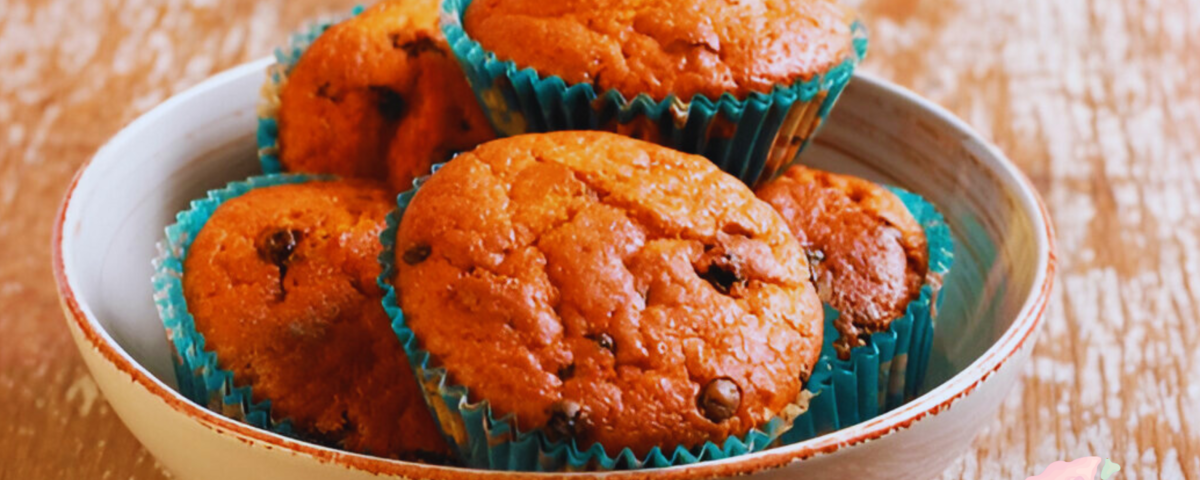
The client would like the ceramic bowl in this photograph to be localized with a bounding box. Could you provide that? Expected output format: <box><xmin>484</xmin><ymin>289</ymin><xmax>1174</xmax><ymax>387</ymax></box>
<box><xmin>52</xmin><ymin>58</ymin><xmax>1055</xmax><ymax>480</ymax></box>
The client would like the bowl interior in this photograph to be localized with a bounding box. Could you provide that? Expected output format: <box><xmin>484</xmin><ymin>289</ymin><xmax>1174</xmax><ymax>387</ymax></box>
<box><xmin>59</xmin><ymin>60</ymin><xmax>1046</xmax><ymax>449</ymax></box>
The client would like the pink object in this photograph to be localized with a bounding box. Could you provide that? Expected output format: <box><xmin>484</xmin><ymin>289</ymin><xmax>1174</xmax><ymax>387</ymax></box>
<box><xmin>1026</xmin><ymin>457</ymin><xmax>1102</xmax><ymax>480</ymax></box>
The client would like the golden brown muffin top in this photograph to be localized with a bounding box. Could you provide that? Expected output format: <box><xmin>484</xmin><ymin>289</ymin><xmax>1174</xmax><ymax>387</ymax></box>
<box><xmin>463</xmin><ymin>0</ymin><xmax>855</xmax><ymax>100</ymax></box>
<box><xmin>183</xmin><ymin>180</ymin><xmax>450</xmax><ymax>460</ymax></box>
<box><xmin>756</xmin><ymin>166</ymin><xmax>928</xmax><ymax>358</ymax></box>
<box><xmin>395</xmin><ymin>131</ymin><xmax>823</xmax><ymax>456</ymax></box>
<box><xmin>278</xmin><ymin>0</ymin><xmax>494</xmax><ymax>192</ymax></box>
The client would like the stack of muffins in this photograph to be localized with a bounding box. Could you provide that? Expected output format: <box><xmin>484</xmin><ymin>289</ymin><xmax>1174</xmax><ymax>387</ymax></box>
<box><xmin>155</xmin><ymin>0</ymin><xmax>951</xmax><ymax>471</ymax></box>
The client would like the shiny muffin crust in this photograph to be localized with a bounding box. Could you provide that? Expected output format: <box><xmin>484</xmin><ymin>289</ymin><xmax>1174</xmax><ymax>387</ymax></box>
<box><xmin>278</xmin><ymin>0</ymin><xmax>495</xmax><ymax>192</ymax></box>
<box><xmin>394</xmin><ymin>131</ymin><xmax>823</xmax><ymax>456</ymax></box>
<box><xmin>756</xmin><ymin>165</ymin><xmax>928</xmax><ymax>359</ymax></box>
<box><xmin>464</xmin><ymin>0</ymin><xmax>855</xmax><ymax>100</ymax></box>
<box><xmin>182</xmin><ymin>180</ymin><xmax>450</xmax><ymax>460</ymax></box>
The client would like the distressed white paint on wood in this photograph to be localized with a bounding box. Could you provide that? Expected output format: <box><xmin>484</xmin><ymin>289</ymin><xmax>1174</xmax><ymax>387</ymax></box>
<box><xmin>0</xmin><ymin>2</ymin><xmax>359</xmax><ymax>478</ymax></box>
<box><xmin>1</xmin><ymin>0</ymin><xmax>1198</xmax><ymax>478</ymax></box>
<box><xmin>852</xmin><ymin>0</ymin><xmax>1200</xmax><ymax>478</ymax></box>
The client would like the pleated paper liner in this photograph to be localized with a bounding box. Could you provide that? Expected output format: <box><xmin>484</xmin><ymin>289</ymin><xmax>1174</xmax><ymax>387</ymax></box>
<box><xmin>440</xmin><ymin>0</ymin><xmax>868</xmax><ymax>187</ymax></box>
<box><xmin>152</xmin><ymin>174</ymin><xmax>332</xmax><ymax>445</ymax></box>
<box><xmin>257</xmin><ymin>6</ymin><xmax>365</xmax><ymax>174</ymax></box>
<box><xmin>377</xmin><ymin>168</ymin><xmax>830</xmax><ymax>471</ymax></box>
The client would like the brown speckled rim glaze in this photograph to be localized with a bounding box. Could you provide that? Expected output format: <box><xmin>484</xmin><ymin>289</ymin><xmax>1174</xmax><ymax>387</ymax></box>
<box><xmin>51</xmin><ymin>65</ymin><xmax>1055</xmax><ymax>479</ymax></box>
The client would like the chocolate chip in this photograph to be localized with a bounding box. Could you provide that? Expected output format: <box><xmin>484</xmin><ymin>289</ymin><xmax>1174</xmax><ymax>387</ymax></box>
<box><xmin>700</xmin><ymin>264</ymin><xmax>740</xmax><ymax>294</ymax></box>
<box><xmin>315</xmin><ymin>82</ymin><xmax>345</xmax><ymax>103</ymax></box>
<box><xmin>402</xmin><ymin>244</ymin><xmax>432</xmax><ymax>265</ymax></box>
<box><xmin>545</xmin><ymin>400</ymin><xmax>582</xmax><ymax>441</ymax></box>
<box><xmin>460</xmin><ymin>119</ymin><xmax>473</xmax><ymax>131</ymax></box>
<box><xmin>699</xmin><ymin>253</ymin><xmax>745</xmax><ymax>294</ymax></box>
<box><xmin>260</xmin><ymin>229</ymin><xmax>301</xmax><ymax>268</ymax></box>
<box><xmin>316</xmin><ymin>82</ymin><xmax>333</xmax><ymax>99</ymax></box>
<box><xmin>393</xmin><ymin>33</ymin><xmax>442</xmax><ymax>57</ymax></box>
<box><xmin>259</xmin><ymin>229</ymin><xmax>302</xmax><ymax>299</ymax></box>
<box><xmin>698</xmin><ymin>377</ymin><xmax>741</xmax><ymax>423</ymax></box>
<box><xmin>589</xmin><ymin>333</ymin><xmax>615</xmax><ymax>354</ymax></box>
<box><xmin>370</xmin><ymin>86</ymin><xmax>406</xmax><ymax>121</ymax></box>
<box><xmin>557</xmin><ymin>363</ymin><xmax>575</xmax><ymax>381</ymax></box>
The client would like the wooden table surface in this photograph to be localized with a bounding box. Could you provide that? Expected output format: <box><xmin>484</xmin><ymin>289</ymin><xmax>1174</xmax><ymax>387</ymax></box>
<box><xmin>2</xmin><ymin>0</ymin><xmax>1197</xmax><ymax>478</ymax></box>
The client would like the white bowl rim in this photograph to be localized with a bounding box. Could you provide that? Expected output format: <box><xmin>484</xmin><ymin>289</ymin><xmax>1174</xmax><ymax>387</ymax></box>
<box><xmin>51</xmin><ymin>58</ymin><xmax>1057</xmax><ymax>480</ymax></box>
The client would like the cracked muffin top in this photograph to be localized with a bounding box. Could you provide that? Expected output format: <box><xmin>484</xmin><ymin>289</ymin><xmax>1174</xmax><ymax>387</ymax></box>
<box><xmin>755</xmin><ymin>166</ymin><xmax>928</xmax><ymax>358</ymax></box>
<box><xmin>463</xmin><ymin>0</ymin><xmax>855</xmax><ymax>100</ymax></box>
<box><xmin>278</xmin><ymin>0</ymin><xmax>495</xmax><ymax>192</ymax></box>
<box><xmin>393</xmin><ymin>131</ymin><xmax>823</xmax><ymax>456</ymax></box>
<box><xmin>182</xmin><ymin>180</ymin><xmax>450</xmax><ymax>462</ymax></box>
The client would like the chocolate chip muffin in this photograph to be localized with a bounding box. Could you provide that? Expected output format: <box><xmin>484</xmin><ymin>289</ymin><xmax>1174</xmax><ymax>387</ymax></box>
<box><xmin>182</xmin><ymin>180</ymin><xmax>449</xmax><ymax>461</ymax></box>
<box><xmin>463</xmin><ymin>0</ymin><xmax>855</xmax><ymax>100</ymax></box>
<box><xmin>393</xmin><ymin>131</ymin><xmax>823</xmax><ymax>456</ymax></box>
<box><xmin>755</xmin><ymin>165</ymin><xmax>928</xmax><ymax>358</ymax></box>
<box><xmin>278</xmin><ymin>0</ymin><xmax>495</xmax><ymax>191</ymax></box>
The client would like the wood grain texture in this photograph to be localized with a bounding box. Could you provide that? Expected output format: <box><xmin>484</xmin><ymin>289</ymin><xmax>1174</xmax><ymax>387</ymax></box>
<box><xmin>0</xmin><ymin>0</ymin><xmax>1196</xmax><ymax>478</ymax></box>
<box><xmin>846</xmin><ymin>0</ymin><xmax>1200</xmax><ymax>478</ymax></box>
<box><xmin>0</xmin><ymin>2</ymin><xmax>359</xmax><ymax>479</ymax></box>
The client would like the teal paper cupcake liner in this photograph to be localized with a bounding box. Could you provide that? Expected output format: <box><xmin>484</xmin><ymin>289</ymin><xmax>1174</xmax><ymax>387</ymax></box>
<box><xmin>808</xmin><ymin>187</ymin><xmax>954</xmax><ymax>430</ymax></box>
<box><xmin>440</xmin><ymin>0</ymin><xmax>868</xmax><ymax>187</ymax></box>
<box><xmin>151</xmin><ymin>173</ymin><xmax>332</xmax><ymax>443</ymax></box>
<box><xmin>377</xmin><ymin>169</ymin><xmax>834</xmax><ymax>471</ymax></box>
<box><xmin>257</xmin><ymin>6</ymin><xmax>366</xmax><ymax>174</ymax></box>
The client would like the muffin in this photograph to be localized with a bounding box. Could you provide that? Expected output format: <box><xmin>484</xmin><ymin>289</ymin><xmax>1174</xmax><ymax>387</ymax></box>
<box><xmin>386</xmin><ymin>131</ymin><xmax>824</xmax><ymax>469</ymax></box>
<box><xmin>267</xmin><ymin>0</ymin><xmax>495</xmax><ymax>191</ymax></box>
<box><xmin>169</xmin><ymin>178</ymin><xmax>449</xmax><ymax>461</ymax></box>
<box><xmin>755</xmin><ymin>165</ymin><xmax>928</xmax><ymax>358</ymax></box>
<box><xmin>464</xmin><ymin>0</ymin><xmax>854</xmax><ymax>101</ymax></box>
<box><xmin>441</xmin><ymin>0</ymin><xmax>867</xmax><ymax>186</ymax></box>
